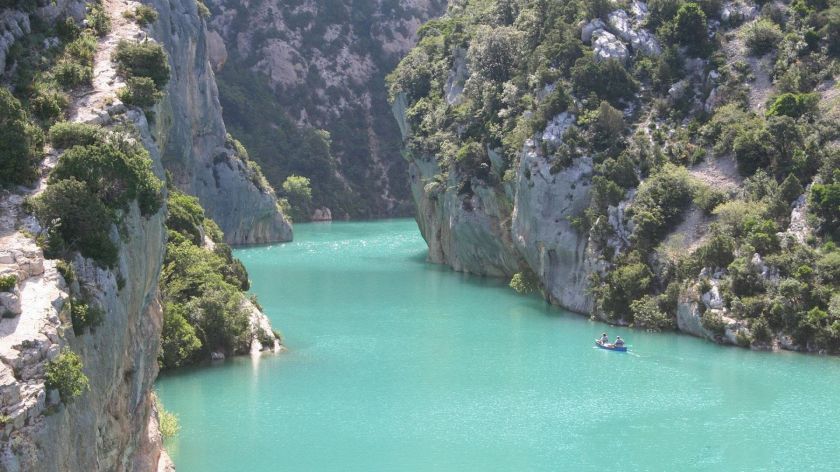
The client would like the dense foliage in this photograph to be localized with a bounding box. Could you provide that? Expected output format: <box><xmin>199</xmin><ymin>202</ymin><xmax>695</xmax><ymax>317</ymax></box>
<box><xmin>31</xmin><ymin>127</ymin><xmax>164</xmax><ymax>267</ymax></box>
<box><xmin>45</xmin><ymin>349</ymin><xmax>89</xmax><ymax>403</ymax></box>
<box><xmin>159</xmin><ymin>190</ymin><xmax>259</xmax><ymax>369</ymax></box>
<box><xmin>391</xmin><ymin>0</ymin><xmax>840</xmax><ymax>352</ymax></box>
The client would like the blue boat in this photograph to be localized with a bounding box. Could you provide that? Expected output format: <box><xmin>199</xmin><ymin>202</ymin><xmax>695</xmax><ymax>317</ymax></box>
<box><xmin>595</xmin><ymin>339</ymin><xmax>627</xmax><ymax>352</ymax></box>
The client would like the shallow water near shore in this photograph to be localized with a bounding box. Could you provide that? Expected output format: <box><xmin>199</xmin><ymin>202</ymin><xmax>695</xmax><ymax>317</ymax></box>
<box><xmin>157</xmin><ymin>219</ymin><xmax>840</xmax><ymax>471</ymax></box>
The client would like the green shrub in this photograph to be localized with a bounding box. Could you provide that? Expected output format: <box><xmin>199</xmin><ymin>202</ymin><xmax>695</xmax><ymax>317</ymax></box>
<box><xmin>155</xmin><ymin>395</ymin><xmax>180</xmax><ymax>438</ymax></box>
<box><xmin>693</xmin><ymin>183</ymin><xmax>727</xmax><ymax>214</ymax></box>
<box><xmin>0</xmin><ymin>88</ymin><xmax>43</xmax><ymax>186</ymax></box>
<box><xmin>766</xmin><ymin>93</ymin><xmax>819</xmax><ymax>118</ymax></box>
<box><xmin>0</xmin><ymin>275</ymin><xmax>16</xmax><ymax>292</ymax></box>
<box><xmin>45</xmin><ymin>349</ymin><xmax>89</xmax><ymax>403</ymax></box>
<box><xmin>571</xmin><ymin>56</ymin><xmax>638</xmax><ymax>105</ymax></box>
<box><xmin>728</xmin><ymin>256</ymin><xmax>765</xmax><ymax>296</ymax></box>
<box><xmin>160</xmin><ymin>302</ymin><xmax>202</xmax><ymax>369</ymax></box>
<box><xmin>810</xmin><ymin>182</ymin><xmax>840</xmax><ymax>238</ymax></box>
<box><xmin>30</xmin><ymin>87</ymin><xmax>68</xmax><ymax>123</ymax></box>
<box><xmin>161</xmin><ymin>237</ymin><xmax>254</xmax><ymax>360</ymax></box>
<box><xmin>127</xmin><ymin>5</ymin><xmax>159</xmax><ymax>26</ymax></box>
<box><xmin>86</xmin><ymin>3</ymin><xmax>111</xmax><ymax>37</ymax></box>
<box><xmin>282</xmin><ymin>175</ymin><xmax>313</xmax><ymax>221</ymax></box>
<box><xmin>631</xmin><ymin>295</ymin><xmax>675</xmax><ymax>331</ymax></box>
<box><xmin>166</xmin><ymin>191</ymin><xmax>206</xmax><ymax>245</ymax></box>
<box><xmin>70</xmin><ymin>299</ymin><xmax>104</xmax><ymax>335</ymax></box>
<box><xmin>701</xmin><ymin>310</ymin><xmax>727</xmax><ymax>336</ymax></box>
<box><xmin>742</xmin><ymin>19</ymin><xmax>783</xmax><ymax>56</ymax></box>
<box><xmin>113</xmin><ymin>40</ymin><xmax>171</xmax><ymax>88</ymax></box>
<box><xmin>661</xmin><ymin>2</ymin><xmax>709</xmax><ymax>56</ymax></box>
<box><xmin>630</xmin><ymin>164</ymin><xmax>694</xmax><ymax>250</ymax></box>
<box><xmin>510</xmin><ymin>269</ymin><xmax>540</xmax><ymax>294</ymax></box>
<box><xmin>48</xmin><ymin>122</ymin><xmax>103</xmax><ymax>148</ymax></box>
<box><xmin>599</xmin><ymin>258</ymin><xmax>653</xmax><ymax>319</ymax></box>
<box><xmin>53</xmin><ymin>59</ymin><xmax>92</xmax><ymax>89</ymax></box>
<box><xmin>696</xmin><ymin>230</ymin><xmax>735</xmax><ymax>268</ymax></box>
<box><xmin>30</xmin><ymin>178</ymin><xmax>119</xmax><ymax>267</ymax></box>
<box><xmin>56</xmin><ymin>260</ymin><xmax>76</xmax><ymax>285</ymax></box>
<box><xmin>65</xmin><ymin>32</ymin><xmax>97</xmax><ymax>64</ymax></box>
<box><xmin>118</xmin><ymin>76</ymin><xmax>163</xmax><ymax>109</ymax></box>
<box><xmin>647</xmin><ymin>0</ymin><xmax>683</xmax><ymax>29</ymax></box>
<box><xmin>779</xmin><ymin>174</ymin><xmax>804</xmax><ymax>204</ymax></box>
<box><xmin>49</xmin><ymin>140</ymin><xmax>163</xmax><ymax>215</ymax></box>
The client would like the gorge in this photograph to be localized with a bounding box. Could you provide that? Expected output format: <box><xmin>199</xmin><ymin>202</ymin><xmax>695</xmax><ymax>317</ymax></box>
<box><xmin>1</xmin><ymin>0</ymin><xmax>839</xmax><ymax>470</ymax></box>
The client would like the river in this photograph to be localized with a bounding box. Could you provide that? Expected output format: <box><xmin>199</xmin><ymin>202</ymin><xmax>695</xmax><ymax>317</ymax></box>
<box><xmin>157</xmin><ymin>219</ymin><xmax>840</xmax><ymax>471</ymax></box>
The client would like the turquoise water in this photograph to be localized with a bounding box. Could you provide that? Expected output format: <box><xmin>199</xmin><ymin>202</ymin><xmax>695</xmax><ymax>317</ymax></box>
<box><xmin>157</xmin><ymin>219</ymin><xmax>840</xmax><ymax>471</ymax></box>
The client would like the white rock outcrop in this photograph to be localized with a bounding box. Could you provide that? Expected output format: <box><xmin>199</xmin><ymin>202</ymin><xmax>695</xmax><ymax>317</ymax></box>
<box><xmin>607</xmin><ymin>9</ymin><xmax>661</xmax><ymax>56</ymax></box>
<box><xmin>512</xmin><ymin>141</ymin><xmax>594</xmax><ymax>313</ymax></box>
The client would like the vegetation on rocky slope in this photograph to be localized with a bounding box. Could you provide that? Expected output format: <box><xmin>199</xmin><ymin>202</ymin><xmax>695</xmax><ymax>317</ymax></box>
<box><xmin>390</xmin><ymin>0</ymin><xmax>840</xmax><ymax>352</ymax></box>
<box><xmin>208</xmin><ymin>0</ymin><xmax>446</xmax><ymax>219</ymax></box>
<box><xmin>159</xmin><ymin>189</ymin><xmax>273</xmax><ymax>369</ymax></box>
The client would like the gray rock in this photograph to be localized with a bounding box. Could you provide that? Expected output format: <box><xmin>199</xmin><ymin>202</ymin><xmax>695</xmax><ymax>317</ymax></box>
<box><xmin>311</xmin><ymin>207</ymin><xmax>333</xmax><ymax>221</ymax></box>
<box><xmin>147</xmin><ymin>0</ymin><xmax>292</xmax><ymax>244</ymax></box>
<box><xmin>511</xmin><ymin>141</ymin><xmax>594</xmax><ymax>314</ymax></box>
<box><xmin>581</xmin><ymin>18</ymin><xmax>607</xmax><ymax>43</ymax></box>
<box><xmin>592</xmin><ymin>29</ymin><xmax>629</xmax><ymax>63</ymax></box>
<box><xmin>444</xmin><ymin>49</ymin><xmax>468</xmax><ymax>106</ymax></box>
<box><xmin>607</xmin><ymin>9</ymin><xmax>661</xmax><ymax>56</ymax></box>
<box><xmin>0</xmin><ymin>292</ymin><xmax>21</xmax><ymax>316</ymax></box>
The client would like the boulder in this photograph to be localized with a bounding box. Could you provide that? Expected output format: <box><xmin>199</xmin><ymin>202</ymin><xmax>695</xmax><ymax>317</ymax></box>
<box><xmin>607</xmin><ymin>10</ymin><xmax>661</xmax><ymax>56</ymax></box>
<box><xmin>592</xmin><ymin>29</ymin><xmax>629</xmax><ymax>63</ymax></box>
<box><xmin>311</xmin><ymin>207</ymin><xmax>333</xmax><ymax>221</ymax></box>
<box><xmin>581</xmin><ymin>18</ymin><xmax>607</xmax><ymax>43</ymax></box>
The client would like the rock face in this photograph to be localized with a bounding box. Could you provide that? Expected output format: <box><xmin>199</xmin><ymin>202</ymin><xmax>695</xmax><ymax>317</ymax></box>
<box><xmin>147</xmin><ymin>0</ymin><xmax>292</xmax><ymax>245</ymax></box>
<box><xmin>204</xmin><ymin>0</ymin><xmax>447</xmax><ymax>218</ymax></box>
<box><xmin>408</xmin><ymin>155</ymin><xmax>521</xmax><ymax>277</ymax></box>
<box><xmin>0</xmin><ymin>111</ymin><xmax>167</xmax><ymax>472</ymax></box>
<box><xmin>1</xmin><ymin>0</ymin><xmax>286</xmax><ymax>468</ymax></box>
<box><xmin>512</xmin><ymin>142</ymin><xmax>594</xmax><ymax>313</ymax></box>
<box><xmin>581</xmin><ymin>5</ymin><xmax>661</xmax><ymax>63</ymax></box>
<box><xmin>397</xmin><ymin>96</ymin><xmax>594</xmax><ymax>313</ymax></box>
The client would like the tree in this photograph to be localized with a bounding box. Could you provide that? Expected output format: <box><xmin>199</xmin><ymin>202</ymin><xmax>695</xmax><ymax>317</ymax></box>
<box><xmin>664</xmin><ymin>2</ymin><xmax>709</xmax><ymax>56</ymax></box>
<box><xmin>766</xmin><ymin>93</ymin><xmax>819</xmax><ymax>118</ymax></box>
<box><xmin>118</xmin><ymin>77</ymin><xmax>163</xmax><ymax>109</ymax></box>
<box><xmin>113</xmin><ymin>40</ymin><xmax>171</xmax><ymax>87</ymax></box>
<box><xmin>0</xmin><ymin>88</ymin><xmax>42</xmax><ymax>186</ymax></box>
<box><xmin>742</xmin><ymin>19</ymin><xmax>783</xmax><ymax>56</ymax></box>
<box><xmin>45</xmin><ymin>349</ymin><xmax>89</xmax><ymax>403</ymax></box>
<box><xmin>467</xmin><ymin>26</ymin><xmax>523</xmax><ymax>82</ymax></box>
<box><xmin>779</xmin><ymin>174</ymin><xmax>804</xmax><ymax>204</ymax></box>
<box><xmin>282</xmin><ymin>175</ymin><xmax>313</xmax><ymax>220</ymax></box>
<box><xmin>31</xmin><ymin>178</ymin><xmax>119</xmax><ymax>267</ymax></box>
<box><xmin>160</xmin><ymin>302</ymin><xmax>202</xmax><ymax>369</ymax></box>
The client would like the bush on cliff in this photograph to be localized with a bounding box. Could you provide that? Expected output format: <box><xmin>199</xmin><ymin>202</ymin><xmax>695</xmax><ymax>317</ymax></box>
<box><xmin>113</xmin><ymin>40</ymin><xmax>170</xmax><ymax>88</ymax></box>
<box><xmin>118</xmin><ymin>77</ymin><xmax>164</xmax><ymax>109</ymax></box>
<box><xmin>48</xmin><ymin>121</ymin><xmax>103</xmax><ymax>148</ymax></box>
<box><xmin>0</xmin><ymin>88</ymin><xmax>43</xmax><ymax>187</ymax></box>
<box><xmin>30</xmin><ymin>178</ymin><xmax>119</xmax><ymax>267</ymax></box>
<box><xmin>49</xmin><ymin>137</ymin><xmax>163</xmax><ymax>216</ymax></box>
<box><xmin>160</xmin><ymin>191</ymin><xmax>263</xmax><ymax>368</ymax></box>
<box><xmin>45</xmin><ymin>349</ymin><xmax>89</xmax><ymax>403</ymax></box>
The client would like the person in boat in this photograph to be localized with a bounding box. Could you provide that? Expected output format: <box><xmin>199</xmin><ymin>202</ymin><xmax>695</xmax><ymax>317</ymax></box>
<box><xmin>614</xmin><ymin>336</ymin><xmax>625</xmax><ymax>348</ymax></box>
<box><xmin>599</xmin><ymin>333</ymin><xmax>609</xmax><ymax>345</ymax></box>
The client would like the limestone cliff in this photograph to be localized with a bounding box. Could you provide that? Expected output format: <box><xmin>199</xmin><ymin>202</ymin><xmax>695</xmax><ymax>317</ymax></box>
<box><xmin>146</xmin><ymin>0</ymin><xmax>292</xmax><ymax>244</ymax></box>
<box><xmin>203</xmin><ymin>0</ymin><xmax>447</xmax><ymax>219</ymax></box>
<box><xmin>1</xmin><ymin>0</ymin><xmax>288</xmax><ymax>468</ymax></box>
<box><xmin>0</xmin><ymin>108</ymin><xmax>169</xmax><ymax>471</ymax></box>
<box><xmin>391</xmin><ymin>0</ymin><xmax>840</xmax><ymax>353</ymax></box>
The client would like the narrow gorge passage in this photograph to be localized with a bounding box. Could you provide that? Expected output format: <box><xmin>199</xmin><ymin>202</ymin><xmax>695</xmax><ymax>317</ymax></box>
<box><xmin>157</xmin><ymin>220</ymin><xmax>840</xmax><ymax>471</ymax></box>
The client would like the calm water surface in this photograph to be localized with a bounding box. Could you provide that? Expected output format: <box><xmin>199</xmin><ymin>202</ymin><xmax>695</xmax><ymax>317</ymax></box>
<box><xmin>157</xmin><ymin>219</ymin><xmax>840</xmax><ymax>471</ymax></box>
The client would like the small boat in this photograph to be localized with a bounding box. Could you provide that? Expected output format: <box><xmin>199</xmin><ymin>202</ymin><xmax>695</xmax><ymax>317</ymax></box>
<box><xmin>595</xmin><ymin>339</ymin><xmax>627</xmax><ymax>352</ymax></box>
